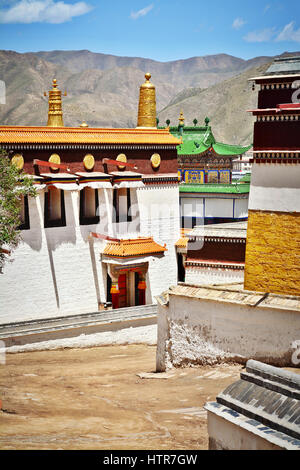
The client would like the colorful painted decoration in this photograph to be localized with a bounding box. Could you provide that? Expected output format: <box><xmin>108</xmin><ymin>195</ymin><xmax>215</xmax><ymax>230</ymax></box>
<box><xmin>151</xmin><ymin>153</ymin><xmax>161</xmax><ymax>168</ymax></box>
<box><xmin>184</xmin><ymin>170</ymin><xmax>205</xmax><ymax>184</ymax></box>
<box><xmin>116</xmin><ymin>153</ymin><xmax>127</xmax><ymax>170</ymax></box>
<box><xmin>49</xmin><ymin>153</ymin><xmax>61</xmax><ymax>170</ymax></box>
<box><xmin>207</xmin><ymin>170</ymin><xmax>219</xmax><ymax>184</ymax></box>
<box><xmin>219</xmin><ymin>170</ymin><xmax>230</xmax><ymax>184</ymax></box>
<box><xmin>83</xmin><ymin>153</ymin><xmax>95</xmax><ymax>171</ymax></box>
<box><xmin>11</xmin><ymin>153</ymin><xmax>24</xmax><ymax>170</ymax></box>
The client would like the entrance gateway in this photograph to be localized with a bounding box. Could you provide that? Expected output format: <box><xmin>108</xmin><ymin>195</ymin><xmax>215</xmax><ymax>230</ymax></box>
<box><xmin>106</xmin><ymin>262</ymin><xmax>148</xmax><ymax>309</ymax></box>
<box><xmin>101</xmin><ymin>236</ymin><xmax>167</xmax><ymax>310</ymax></box>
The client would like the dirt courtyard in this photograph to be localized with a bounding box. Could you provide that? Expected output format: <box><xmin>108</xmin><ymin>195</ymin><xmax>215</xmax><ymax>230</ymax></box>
<box><xmin>0</xmin><ymin>344</ymin><xmax>243</xmax><ymax>450</ymax></box>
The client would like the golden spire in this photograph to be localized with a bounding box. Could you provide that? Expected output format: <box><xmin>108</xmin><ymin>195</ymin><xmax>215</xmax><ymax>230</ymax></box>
<box><xmin>44</xmin><ymin>78</ymin><xmax>66</xmax><ymax>127</ymax></box>
<box><xmin>178</xmin><ymin>110</ymin><xmax>185</xmax><ymax>126</ymax></box>
<box><xmin>137</xmin><ymin>72</ymin><xmax>157</xmax><ymax>128</ymax></box>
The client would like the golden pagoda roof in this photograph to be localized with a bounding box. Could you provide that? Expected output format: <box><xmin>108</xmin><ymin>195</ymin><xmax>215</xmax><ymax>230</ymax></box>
<box><xmin>0</xmin><ymin>126</ymin><xmax>181</xmax><ymax>145</ymax></box>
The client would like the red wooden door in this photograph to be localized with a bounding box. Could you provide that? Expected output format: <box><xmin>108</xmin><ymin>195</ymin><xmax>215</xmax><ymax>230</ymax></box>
<box><xmin>118</xmin><ymin>274</ymin><xmax>127</xmax><ymax>308</ymax></box>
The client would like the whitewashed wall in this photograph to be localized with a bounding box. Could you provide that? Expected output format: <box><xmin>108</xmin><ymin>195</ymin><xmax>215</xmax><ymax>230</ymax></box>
<box><xmin>249</xmin><ymin>163</ymin><xmax>300</xmax><ymax>212</ymax></box>
<box><xmin>180</xmin><ymin>193</ymin><xmax>249</xmax><ymax>221</ymax></box>
<box><xmin>0</xmin><ymin>184</ymin><xmax>180</xmax><ymax>324</ymax></box>
<box><xmin>138</xmin><ymin>185</ymin><xmax>180</xmax><ymax>301</ymax></box>
<box><xmin>156</xmin><ymin>292</ymin><xmax>300</xmax><ymax>371</ymax></box>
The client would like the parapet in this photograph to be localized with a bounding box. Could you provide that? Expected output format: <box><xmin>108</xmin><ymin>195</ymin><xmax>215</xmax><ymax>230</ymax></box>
<box><xmin>205</xmin><ymin>360</ymin><xmax>300</xmax><ymax>450</ymax></box>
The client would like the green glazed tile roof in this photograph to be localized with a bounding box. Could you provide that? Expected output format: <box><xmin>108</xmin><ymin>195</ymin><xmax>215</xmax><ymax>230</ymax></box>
<box><xmin>238</xmin><ymin>172</ymin><xmax>251</xmax><ymax>183</ymax></box>
<box><xmin>212</xmin><ymin>142</ymin><xmax>252</xmax><ymax>156</ymax></box>
<box><xmin>179</xmin><ymin>183</ymin><xmax>250</xmax><ymax>194</ymax></box>
<box><xmin>168</xmin><ymin>121</ymin><xmax>252</xmax><ymax>157</ymax></box>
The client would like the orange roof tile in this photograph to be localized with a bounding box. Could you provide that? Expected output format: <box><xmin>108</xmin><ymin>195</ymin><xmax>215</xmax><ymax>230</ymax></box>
<box><xmin>102</xmin><ymin>237</ymin><xmax>167</xmax><ymax>258</ymax></box>
<box><xmin>0</xmin><ymin>126</ymin><xmax>181</xmax><ymax>145</ymax></box>
<box><xmin>175</xmin><ymin>237</ymin><xmax>188</xmax><ymax>248</ymax></box>
<box><xmin>175</xmin><ymin>228</ymin><xmax>191</xmax><ymax>248</ymax></box>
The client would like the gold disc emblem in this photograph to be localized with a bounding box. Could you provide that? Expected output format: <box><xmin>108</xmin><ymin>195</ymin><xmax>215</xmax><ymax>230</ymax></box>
<box><xmin>83</xmin><ymin>154</ymin><xmax>95</xmax><ymax>171</ymax></box>
<box><xmin>151</xmin><ymin>153</ymin><xmax>161</xmax><ymax>168</ymax></box>
<box><xmin>49</xmin><ymin>153</ymin><xmax>61</xmax><ymax>170</ymax></box>
<box><xmin>11</xmin><ymin>154</ymin><xmax>24</xmax><ymax>170</ymax></box>
<box><xmin>116</xmin><ymin>153</ymin><xmax>127</xmax><ymax>170</ymax></box>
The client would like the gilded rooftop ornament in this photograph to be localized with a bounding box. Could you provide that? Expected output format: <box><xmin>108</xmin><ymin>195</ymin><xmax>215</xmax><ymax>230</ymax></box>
<box><xmin>137</xmin><ymin>73</ymin><xmax>157</xmax><ymax>128</ymax></box>
<box><xmin>44</xmin><ymin>78</ymin><xmax>66</xmax><ymax>127</ymax></box>
<box><xmin>178</xmin><ymin>110</ymin><xmax>185</xmax><ymax>126</ymax></box>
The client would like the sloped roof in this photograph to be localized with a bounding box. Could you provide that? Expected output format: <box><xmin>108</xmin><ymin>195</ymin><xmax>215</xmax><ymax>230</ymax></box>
<box><xmin>179</xmin><ymin>183</ymin><xmax>250</xmax><ymax>194</ymax></box>
<box><xmin>175</xmin><ymin>228</ymin><xmax>192</xmax><ymax>248</ymax></box>
<box><xmin>238</xmin><ymin>172</ymin><xmax>251</xmax><ymax>183</ymax></box>
<box><xmin>0</xmin><ymin>126</ymin><xmax>181</xmax><ymax>146</ymax></box>
<box><xmin>102</xmin><ymin>237</ymin><xmax>167</xmax><ymax>258</ymax></box>
<box><xmin>265</xmin><ymin>56</ymin><xmax>300</xmax><ymax>75</ymax></box>
<box><xmin>169</xmin><ymin>124</ymin><xmax>252</xmax><ymax>157</ymax></box>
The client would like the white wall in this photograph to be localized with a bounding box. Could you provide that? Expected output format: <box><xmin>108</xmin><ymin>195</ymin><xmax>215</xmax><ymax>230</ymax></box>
<box><xmin>249</xmin><ymin>163</ymin><xmax>300</xmax><ymax>213</ymax></box>
<box><xmin>180</xmin><ymin>193</ymin><xmax>249</xmax><ymax>221</ymax></box>
<box><xmin>0</xmin><ymin>190</ymin><xmax>107</xmax><ymax>323</ymax></box>
<box><xmin>205</xmin><ymin>198</ymin><xmax>233</xmax><ymax>218</ymax></box>
<box><xmin>234</xmin><ymin>198</ymin><xmax>248</xmax><ymax>219</ymax></box>
<box><xmin>156</xmin><ymin>292</ymin><xmax>300</xmax><ymax>371</ymax></box>
<box><xmin>0</xmin><ymin>184</ymin><xmax>180</xmax><ymax>323</ymax></box>
<box><xmin>138</xmin><ymin>185</ymin><xmax>180</xmax><ymax>300</ymax></box>
<box><xmin>206</xmin><ymin>409</ymin><xmax>285</xmax><ymax>450</ymax></box>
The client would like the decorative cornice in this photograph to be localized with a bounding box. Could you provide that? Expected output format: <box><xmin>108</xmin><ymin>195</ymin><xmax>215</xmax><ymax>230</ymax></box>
<box><xmin>188</xmin><ymin>237</ymin><xmax>246</xmax><ymax>243</ymax></box>
<box><xmin>251</xmin><ymin>151</ymin><xmax>300</xmax><ymax>164</ymax></box>
<box><xmin>256</xmin><ymin>114</ymin><xmax>300</xmax><ymax>122</ymax></box>
<box><xmin>185</xmin><ymin>261</ymin><xmax>245</xmax><ymax>270</ymax></box>
<box><xmin>142</xmin><ymin>176</ymin><xmax>179</xmax><ymax>185</ymax></box>
<box><xmin>260</xmin><ymin>82</ymin><xmax>294</xmax><ymax>90</ymax></box>
<box><xmin>1</xmin><ymin>143</ymin><xmax>178</xmax><ymax>150</ymax></box>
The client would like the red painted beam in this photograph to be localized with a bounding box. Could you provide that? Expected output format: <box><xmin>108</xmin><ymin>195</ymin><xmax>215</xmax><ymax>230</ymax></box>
<box><xmin>102</xmin><ymin>158</ymin><xmax>138</xmax><ymax>169</ymax></box>
<box><xmin>90</xmin><ymin>232</ymin><xmax>120</xmax><ymax>242</ymax></box>
<box><xmin>33</xmin><ymin>159</ymin><xmax>70</xmax><ymax>170</ymax></box>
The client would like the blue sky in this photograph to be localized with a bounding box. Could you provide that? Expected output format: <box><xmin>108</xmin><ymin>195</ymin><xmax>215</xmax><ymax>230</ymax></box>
<box><xmin>0</xmin><ymin>0</ymin><xmax>300</xmax><ymax>61</ymax></box>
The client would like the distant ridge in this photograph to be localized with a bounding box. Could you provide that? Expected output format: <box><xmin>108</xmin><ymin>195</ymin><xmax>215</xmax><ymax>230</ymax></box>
<box><xmin>0</xmin><ymin>49</ymin><xmax>298</xmax><ymax>143</ymax></box>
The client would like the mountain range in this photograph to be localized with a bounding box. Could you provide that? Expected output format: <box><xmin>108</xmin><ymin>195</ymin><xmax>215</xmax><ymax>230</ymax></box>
<box><xmin>0</xmin><ymin>49</ymin><xmax>298</xmax><ymax>144</ymax></box>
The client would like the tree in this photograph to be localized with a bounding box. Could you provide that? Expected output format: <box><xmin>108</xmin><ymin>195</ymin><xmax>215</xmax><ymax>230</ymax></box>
<box><xmin>0</xmin><ymin>149</ymin><xmax>37</xmax><ymax>273</ymax></box>
<box><xmin>193</xmin><ymin>118</ymin><xmax>198</xmax><ymax>126</ymax></box>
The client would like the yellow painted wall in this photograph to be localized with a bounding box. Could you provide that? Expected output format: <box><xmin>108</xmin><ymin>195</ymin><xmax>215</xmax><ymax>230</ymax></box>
<box><xmin>244</xmin><ymin>210</ymin><xmax>300</xmax><ymax>296</ymax></box>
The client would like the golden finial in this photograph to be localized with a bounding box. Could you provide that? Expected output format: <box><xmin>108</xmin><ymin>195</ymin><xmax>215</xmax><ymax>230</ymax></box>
<box><xmin>44</xmin><ymin>78</ymin><xmax>65</xmax><ymax>127</ymax></box>
<box><xmin>137</xmin><ymin>72</ymin><xmax>157</xmax><ymax>128</ymax></box>
<box><xmin>80</xmin><ymin>120</ymin><xmax>89</xmax><ymax>127</ymax></box>
<box><xmin>179</xmin><ymin>110</ymin><xmax>185</xmax><ymax>126</ymax></box>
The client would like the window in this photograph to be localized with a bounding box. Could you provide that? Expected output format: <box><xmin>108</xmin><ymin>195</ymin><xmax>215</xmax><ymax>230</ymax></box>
<box><xmin>18</xmin><ymin>195</ymin><xmax>30</xmax><ymax>230</ymax></box>
<box><xmin>80</xmin><ymin>187</ymin><xmax>100</xmax><ymax>225</ymax></box>
<box><xmin>113</xmin><ymin>188</ymin><xmax>132</xmax><ymax>223</ymax></box>
<box><xmin>44</xmin><ymin>187</ymin><xmax>66</xmax><ymax>228</ymax></box>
